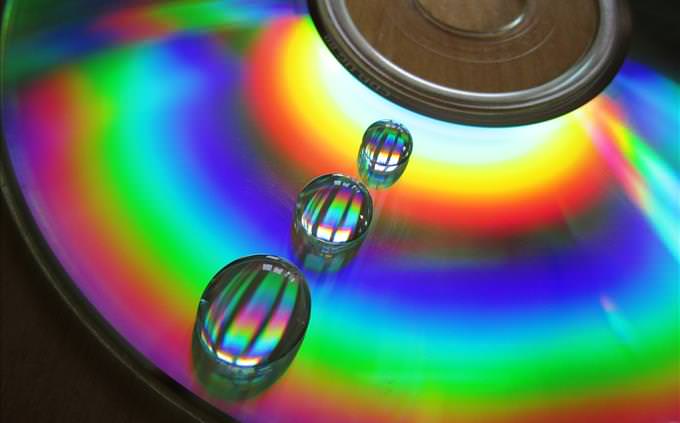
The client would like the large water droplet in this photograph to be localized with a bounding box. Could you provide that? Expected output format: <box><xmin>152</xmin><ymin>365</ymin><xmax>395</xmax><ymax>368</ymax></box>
<box><xmin>194</xmin><ymin>255</ymin><xmax>310</xmax><ymax>385</ymax></box>
<box><xmin>294</xmin><ymin>174</ymin><xmax>373</xmax><ymax>254</ymax></box>
<box><xmin>358</xmin><ymin>120</ymin><xmax>413</xmax><ymax>188</ymax></box>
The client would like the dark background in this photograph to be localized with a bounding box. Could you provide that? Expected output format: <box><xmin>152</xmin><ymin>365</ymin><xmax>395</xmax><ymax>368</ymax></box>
<box><xmin>1</xmin><ymin>1</ymin><xmax>678</xmax><ymax>422</ymax></box>
<box><xmin>1</xmin><ymin>200</ymin><xmax>191</xmax><ymax>422</ymax></box>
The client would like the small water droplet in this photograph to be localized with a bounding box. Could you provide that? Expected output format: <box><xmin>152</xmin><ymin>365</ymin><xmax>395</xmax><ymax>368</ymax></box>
<box><xmin>294</xmin><ymin>174</ymin><xmax>373</xmax><ymax>254</ymax></box>
<box><xmin>358</xmin><ymin>120</ymin><xmax>413</xmax><ymax>188</ymax></box>
<box><xmin>194</xmin><ymin>255</ymin><xmax>310</xmax><ymax>384</ymax></box>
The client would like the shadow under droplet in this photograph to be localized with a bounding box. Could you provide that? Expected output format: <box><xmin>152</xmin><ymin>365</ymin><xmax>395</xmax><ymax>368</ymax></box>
<box><xmin>290</xmin><ymin>223</ymin><xmax>362</xmax><ymax>276</ymax></box>
<box><xmin>191</xmin><ymin>331</ymin><xmax>300</xmax><ymax>401</ymax></box>
<box><xmin>358</xmin><ymin>153</ymin><xmax>410</xmax><ymax>189</ymax></box>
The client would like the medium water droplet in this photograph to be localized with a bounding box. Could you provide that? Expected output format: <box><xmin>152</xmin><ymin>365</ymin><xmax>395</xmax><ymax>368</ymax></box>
<box><xmin>358</xmin><ymin>120</ymin><xmax>413</xmax><ymax>188</ymax></box>
<box><xmin>294</xmin><ymin>174</ymin><xmax>373</xmax><ymax>254</ymax></box>
<box><xmin>194</xmin><ymin>255</ymin><xmax>310</xmax><ymax>384</ymax></box>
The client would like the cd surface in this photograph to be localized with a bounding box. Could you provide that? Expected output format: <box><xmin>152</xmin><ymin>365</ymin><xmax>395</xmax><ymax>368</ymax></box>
<box><xmin>1</xmin><ymin>1</ymin><xmax>678</xmax><ymax>422</ymax></box>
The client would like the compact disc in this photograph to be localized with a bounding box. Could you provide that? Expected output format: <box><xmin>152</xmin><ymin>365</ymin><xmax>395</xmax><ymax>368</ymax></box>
<box><xmin>1</xmin><ymin>1</ymin><xmax>678</xmax><ymax>422</ymax></box>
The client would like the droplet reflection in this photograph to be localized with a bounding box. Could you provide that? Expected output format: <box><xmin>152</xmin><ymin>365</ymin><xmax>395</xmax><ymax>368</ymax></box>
<box><xmin>358</xmin><ymin>120</ymin><xmax>413</xmax><ymax>188</ymax></box>
<box><xmin>192</xmin><ymin>255</ymin><xmax>311</xmax><ymax>399</ymax></box>
<box><xmin>294</xmin><ymin>174</ymin><xmax>373</xmax><ymax>255</ymax></box>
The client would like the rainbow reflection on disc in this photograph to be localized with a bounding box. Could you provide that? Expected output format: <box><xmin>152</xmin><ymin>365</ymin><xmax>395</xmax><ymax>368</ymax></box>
<box><xmin>1</xmin><ymin>1</ymin><xmax>679</xmax><ymax>423</ymax></box>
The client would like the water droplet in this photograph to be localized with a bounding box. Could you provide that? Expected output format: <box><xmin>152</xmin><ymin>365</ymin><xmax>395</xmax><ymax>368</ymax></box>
<box><xmin>194</xmin><ymin>255</ymin><xmax>310</xmax><ymax>384</ymax></box>
<box><xmin>358</xmin><ymin>120</ymin><xmax>413</xmax><ymax>188</ymax></box>
<box><xmin>294</xmin><ymin>174</ymin><xmax>373</xmax><ymax>254</ymax></box>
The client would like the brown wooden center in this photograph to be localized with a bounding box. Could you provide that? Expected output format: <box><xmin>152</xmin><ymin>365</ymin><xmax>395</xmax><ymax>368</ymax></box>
<box><xmin>416</xmin><ymin>0</ymin><xmax>527</xmax><ymax>35</ymax></box>
<box><xmin>344</xmin><ymin>0</ymin><xmax>600</xmax><ymax>93</ymax></box>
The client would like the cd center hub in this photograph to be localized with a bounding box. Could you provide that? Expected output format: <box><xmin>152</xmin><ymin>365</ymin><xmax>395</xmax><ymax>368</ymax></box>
<box><xmin>308</xmin><ymin>0</ymin><xmax>631</xmax><ymax>126</ymax></box>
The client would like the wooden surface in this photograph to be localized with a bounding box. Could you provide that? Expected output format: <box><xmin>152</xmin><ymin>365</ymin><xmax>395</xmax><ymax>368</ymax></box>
<box><xmin>346</xmin><ymin>0</ymin><xmax>599</xmax><ymax>92</ymax></box>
